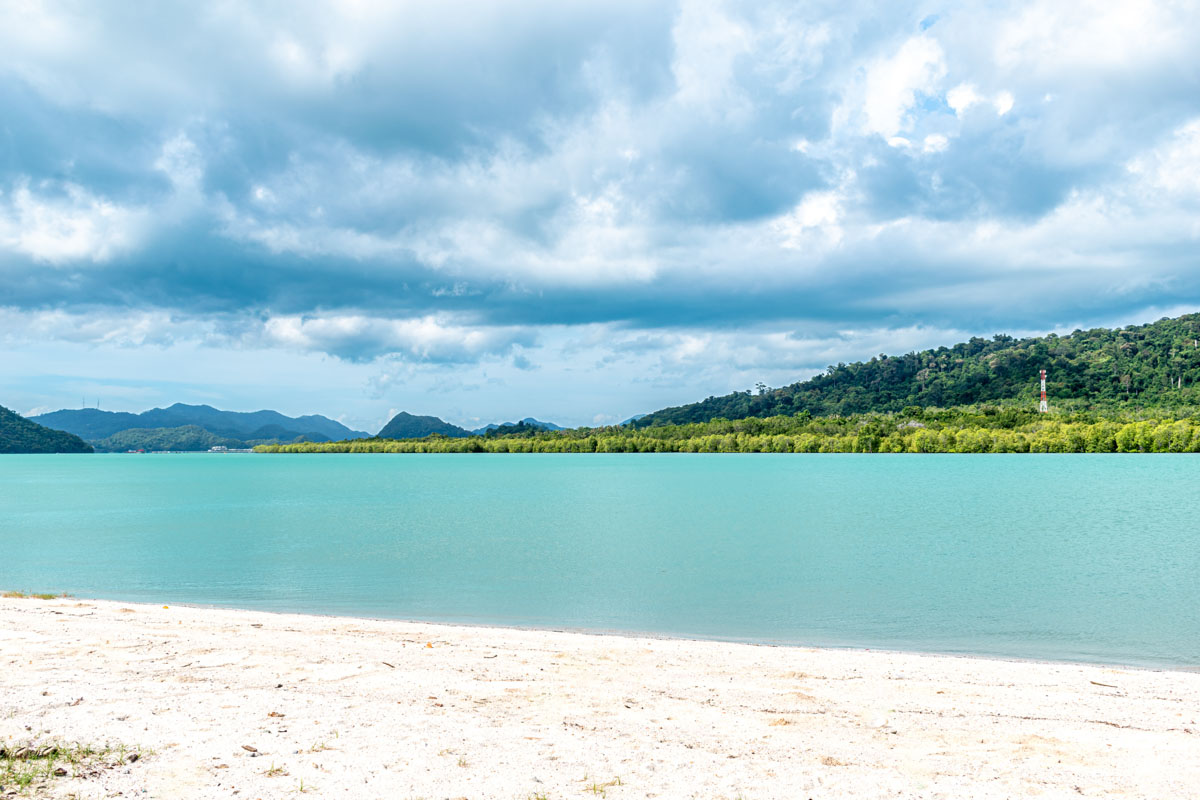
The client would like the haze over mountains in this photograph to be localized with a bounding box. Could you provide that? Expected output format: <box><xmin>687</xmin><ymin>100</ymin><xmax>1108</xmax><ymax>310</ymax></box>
<box><xmin>472</xmin><ymin>418</ymin><xmax>564</xmax><ymax>435</ymax></box>
<box><xmin>30</xmin><ymin>404</ymin><xmax>369</xmax><ymax>452</ymax></box>
<box><xmin>374</xmin><ymin>413</ymin><xmax>565</xmax><ymax>440</ymax></box>
<box><xmin>9</xmin><ymin>402</ymin><xmax>572</xmax><ymax>452</ymax></box>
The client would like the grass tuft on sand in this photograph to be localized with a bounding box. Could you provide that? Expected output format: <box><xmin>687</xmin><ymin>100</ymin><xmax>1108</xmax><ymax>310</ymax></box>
<box><xmin>0</xmin><ymin>739</ymin><xmax>145</xmax><ymax>794</ymax></box>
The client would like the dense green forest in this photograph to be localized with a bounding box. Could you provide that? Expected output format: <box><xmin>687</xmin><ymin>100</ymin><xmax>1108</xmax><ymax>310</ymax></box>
<box><xmin>0</xmin><ymin>405</ymin><xmax>93</xmax><ymax>453</ymax></box>
<box><xmin>636</xmin><ymin>314</ymin><xmax>1200</xmax><ymax>427</ymax></box>
<box><xmin>91</xmin><ymin>425</ymin><xmax>248</xmax><ymax>452</ymax></box>
<box><xmin>91</xmin><ymin>425</ymin><xmax>333</xmax><ymax>452</ymax></box>
<box><xmin>257</xmin><ymin>407</ymin><xmax>1200</xmax><ymax>454</ymax></box>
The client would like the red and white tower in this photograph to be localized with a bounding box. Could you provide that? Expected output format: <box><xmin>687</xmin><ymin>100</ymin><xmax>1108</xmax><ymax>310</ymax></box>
<box><xmin>1039</xmin><ymin>369</ymin><xmax>1048</xmax><ymax>413</ymax></box>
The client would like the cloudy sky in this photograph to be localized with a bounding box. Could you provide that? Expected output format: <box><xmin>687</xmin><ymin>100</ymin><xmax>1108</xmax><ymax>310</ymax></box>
<box><xmin>2</xmin><ymin>0</ymin><xmax>1198</xmax><ymax>432</ymax></box>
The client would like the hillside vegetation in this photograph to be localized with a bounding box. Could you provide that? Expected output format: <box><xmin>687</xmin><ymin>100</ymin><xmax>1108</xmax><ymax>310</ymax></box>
<box><xmin>636</xmin><ymin>314</ymin><xmax>1200</xmax><ymax>427</ymax></box>
<box><xmin>257</xmin><ymin>408</ymin><xmax>1200</xmax><ymax>454</ymax></box>
<box><xmin>258</xmin><ymin>313</ymin><xmax>1200</xmax><ymax>456</ymax></box>
<box><xmin>0</xmin><ymin>406</ymin><xmax>93</xmax><ymax>454</ymax></box>
<box><xmin>376</xmin><ymin>412</ymin><xmax>471</xmax><ymax>439</ymax></box>
<box><xmin>91</xmin><ymin>425</ymin><xmax>336</xmax><ymax>452</ymax></box>
<box><xmin>91</xmin><ymin>425</ymin><xmax>247</xmax><ymax>452</ymax></box>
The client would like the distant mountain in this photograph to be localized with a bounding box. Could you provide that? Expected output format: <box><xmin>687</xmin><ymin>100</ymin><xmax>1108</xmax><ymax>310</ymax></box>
<box><xmin>635</xmin><ymin>313</ymin><xmax>1200</xmax><ymax>427</ymax></box>
<box><xmin>31</xmin><ymin>403</ymin><xmax>368</xmax><ymax>442</ymax></box>
<box><xmin>472</xmin><ymin>417</ymin><xmax>564</xmax><ymax>434</ymax></box>
<box><xmin>376</xmin><ymin>412</ymin><xmax>471</xmax><ymax>439</ymax></box>
<box><xmin>90</xmin><ymin>424</ymin><xmax>335</xmax><ymax>452</ymax></box>
<box><xmin>241</xmin><ymin>424</ymin><xmax>332</xmax><ymax>445</ymax></box>
<box><xmin>0</xmin><ymin>405</ymin><xmax>93</xmax><ymax>454</ymax></box>
<box><xmin>91</xmin><ymin>425</ymin><xmax>246</xmax><ymax>453</ymax></box>
<box><xmin>31</xmin><ymin>408</ymin><xmax>144</xmax><ymax>440</ymax></box>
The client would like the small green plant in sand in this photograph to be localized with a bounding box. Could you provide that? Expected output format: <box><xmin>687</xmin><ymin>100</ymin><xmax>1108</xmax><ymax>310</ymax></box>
<box><xmin>264</xmin><ymin>762</ymin><xmax>288</xmax><ymax>777</ymax></box>
<box><xmin>456</xmin><ymin>756</ymin><xmax>469</xmax><ymax>768</ymax></box>
<box><xmin>584</xmin><ymin>776</ymin><xmax>623</xmax><ymax>797</ymax></box>
<box><xmin>1</xmin><ymin>739</ymin><xmax>142</xmax><ymax>794</ymax></box>
<box><xmin>2</xmin><ymin>591</ymin><xmax>70</xmax><ymax>600</ymax></box>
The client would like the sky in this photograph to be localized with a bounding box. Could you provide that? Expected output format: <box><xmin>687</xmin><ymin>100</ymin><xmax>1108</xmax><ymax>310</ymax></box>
<box><xmin>2</xmin><ymin>0</ymin><xmax>1199</xmax><ymax>433</ymax></box>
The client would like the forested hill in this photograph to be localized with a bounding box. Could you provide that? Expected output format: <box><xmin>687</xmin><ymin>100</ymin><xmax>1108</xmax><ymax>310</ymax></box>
<box><xmin>376</xmin><ymin>412</ymin><xmax>471</xmax><ymax>439</ymax></box>
<box><xmin>88</xmin><ymin>425</ymin><xmax>333</xmax><ymax>452</ymax></box>
<box><xmin>636</xmin><ymin>313</ymin><xmax>1200</xmax><ymax>427</ymax></box>
<box><xmin>0</xmin><ymin>405</ymin><xmax>93</xmax><ymax>453</ymax></box>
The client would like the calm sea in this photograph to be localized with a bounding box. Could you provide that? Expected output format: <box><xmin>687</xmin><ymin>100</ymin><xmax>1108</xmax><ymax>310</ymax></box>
<box><xmin>2</xmin><ymin>454</ymin><xmax>1197</xmax><ymax>667</ymax></box>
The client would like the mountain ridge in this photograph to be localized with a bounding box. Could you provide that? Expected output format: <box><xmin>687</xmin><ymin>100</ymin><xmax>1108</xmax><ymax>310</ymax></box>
<box><xmin>472</xmin><ymin>417</ymin><xmax>564</xmax><ymax>435</ymax></box>
<box><xmin>88</xmin><ymin>425</ymin><xmax>335</xmax><ymax>452</ymax></box>
<box><xmin>0</xmin><ymin>405</ymin><xmax>93</xmax><ymax>454</ymax></box>
<box><xmin>32</xmin><ymin>403</ymin><xmax>367</xmax><ymax>443</ymax></box>
<box><xmin>376</xmin><ymin>412</ymin><xmax>471</xmax><ymax>439</ymax></box>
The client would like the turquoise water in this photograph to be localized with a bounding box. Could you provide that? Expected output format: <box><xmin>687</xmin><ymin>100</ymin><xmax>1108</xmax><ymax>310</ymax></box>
<box><xmin>2</xmin><ymin>454</ymin><xmax>1197</xmax><ymax>667</ymax></box>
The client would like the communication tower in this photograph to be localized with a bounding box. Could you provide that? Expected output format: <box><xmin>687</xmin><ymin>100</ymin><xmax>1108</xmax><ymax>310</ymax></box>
<box><xmin>1039</xmin><ymin>369</ymin><xmax>1048</xmax><ymax>413</ymax></box>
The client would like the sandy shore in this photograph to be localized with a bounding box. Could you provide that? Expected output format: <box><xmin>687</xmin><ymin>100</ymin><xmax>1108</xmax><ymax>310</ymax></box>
<box><xmin>1</xmin><ymin>597</ymin><xmax>1197</xmax><ymax>799</ymax></box>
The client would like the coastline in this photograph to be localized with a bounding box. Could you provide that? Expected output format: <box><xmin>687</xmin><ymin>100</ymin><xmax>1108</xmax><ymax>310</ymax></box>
<box><xmin>21</xmin><ymin>591</ymin><xmax>1199</xmax><ymax>674</ymax></box>
<box><xmin>3</xmin><ymin>597</ymin><xmax>1198</xmax><ymax>799</ymax></box>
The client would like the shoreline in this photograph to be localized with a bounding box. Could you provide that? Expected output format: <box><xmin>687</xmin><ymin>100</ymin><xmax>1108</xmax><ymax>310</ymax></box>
<box><xmin>3</xmin><ymin>596</ymin><xmax>1198</xmax><ymax>799</ymax></box>
<box><xmin>22</xmin><ymin>592</ymin><xmax>1196</xmax><ymax>674</ymax></box>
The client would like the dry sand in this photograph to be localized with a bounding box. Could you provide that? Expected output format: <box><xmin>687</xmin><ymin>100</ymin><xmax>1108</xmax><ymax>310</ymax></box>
<box><xmin>1</xmin><ymin>596</ymin><xmax>1197</xmax><ymax>799</ymax></box>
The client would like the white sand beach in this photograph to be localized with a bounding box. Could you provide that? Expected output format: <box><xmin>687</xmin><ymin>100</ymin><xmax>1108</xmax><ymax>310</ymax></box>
<box><xmin>1</xmin><ymin>596</ymin><xmax>1198</xmax><ymax>799</ymax></box>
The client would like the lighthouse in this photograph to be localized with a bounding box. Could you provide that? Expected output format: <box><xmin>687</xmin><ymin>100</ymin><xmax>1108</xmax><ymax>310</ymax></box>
<box><xmin>1039</xmin><ymin>370</ymin><xmax>1048</xmax><ymax>413</ymax></box>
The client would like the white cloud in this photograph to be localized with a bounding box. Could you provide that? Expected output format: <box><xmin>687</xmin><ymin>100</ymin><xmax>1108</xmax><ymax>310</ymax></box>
<box><xmin>774</xmin><ymin>190</ymin><xmax>843</xmax><ymax>250</ymax></box>
<box><xmin>995</xmin><ymin>0</ymin><xmax>1188</xmax><ymax>73</ymax></box>
<box><xmin>0</xmin><ymin>305</ymin><xmax>536</xmax><ymax>367</ymax></box>
<box><xmin>3</xmin><ymin>0</ymin><xmax>1200</xmax><ymax>427</ymax></box>
<box><xmin>218</xmin><ymin>211</ymin><xmax>411</xmax><ymax>262</ymax></box>
<box><xmin>945</xmin><ymin>83</ymin><xmax>1012</xmax><ymax>118</ymax></box>
<box><xmin>1127</xmin><ymin>118</ymin><xmax>1200</xmax><ymax>199</ymax></box>
<box><xmin>0</xmin><ymin>180</ymin><xmax>147</xmax><ymax>264</ymax></box>
<box><xmin>261</xmin><ymin>313</ymin><xmax>534</xmax><ymax>363</ymax></box>
<box><xmin>154</xmin><ymin>133</ymin><xmax>205</xmax><ymax>194</ymax></box>
<box><xmin>0</xmin><ymin>132</ymin><xmax>206</xmax><ymax>266</ymax></box>
<box><xmin>593</xmin><ymin>322</ymin><xmax>983</xmax><ymax>382</ymax></box>
<box><xmin>670</xmin><ymin>0</ymin><xmax>753</xmax><ymax>115</ymax></box>
<box><xmin>0</xmin><ymin>307</ymin><xmax>190</xmax><ymax>346</ymax></box>
<box><xmin>946</xmin><ymin>83</ymin><xmax>981</xmax><ymax>115</ymax></box>
<box><xmin>861</xmin><ymin>35</ymin><xmax>946</xmax><ymax>138</ymax></box>
<box><xmin>923</xmin><ymin>133</ymin><xmax>949</xmax><ymax>153</ymax></box>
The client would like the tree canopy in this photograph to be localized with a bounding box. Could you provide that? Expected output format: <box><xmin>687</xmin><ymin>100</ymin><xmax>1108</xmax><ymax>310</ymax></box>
<box><xmin>635</xmin><ymin>313</ymin><xmax>1200</xmax><ymax>427</ymax></box>
<box><xmin>256</xmin><ymin>407</ymin><xmax>1200</xmax><ymax>455</ymax></box>
<box><xmin>0</xmin><ymin>405</ymin><xmax>93</xmax><ymax>454</ymax></box>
